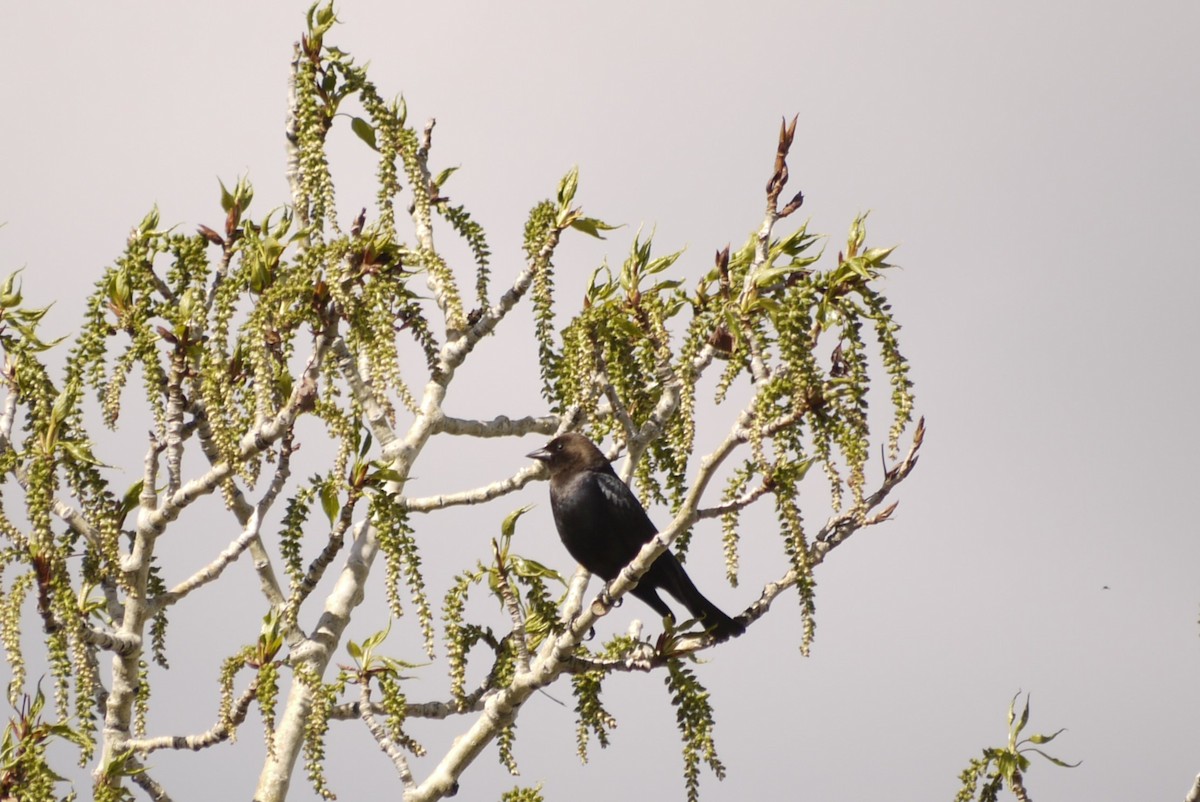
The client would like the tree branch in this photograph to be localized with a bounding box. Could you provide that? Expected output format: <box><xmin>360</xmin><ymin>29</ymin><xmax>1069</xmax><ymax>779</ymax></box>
<box><xmin>739</xmin><ymin>418</ymin><xmax>925</xmax><ymax>627</ymax></box>
<box><xmin>433</xmin><ymin>414</ymin><xmax>560</xmax><ymax>438</ymax></box>
<box><xmin>136</xmin><ymin>365</ymin><xmax>322</xmax><ymax>543</ymax></box>
<box><xmin>286</xmin><ymin>490</ymin><xmax>363</xmax><ymax>619</ymax></box>
<box><xmin>332</xmin><ymin>336</ymin><xmax>397</xmax><ymax>449</ymax></box>
<box><xmin>150</xmin><ymin>434</ymin><xmax>292</xmax><ymax>615</ymax></box>
<box><xmin>127</xmin><ymin>754</ymin><xmax>174</xmax><ymax>802</ymax></box>
<box><xmin>492</xmin><ymin>540</ymin><xmax>531</xmax><ymax>675</ymax></box>
<box><xmin>123</xmin><ymin>681</ymin><xmax>258</xmax><ymax>755</ymax></box>
<box><xmin>812</xmin><ymin>417</ymin><xmax>923</xmax><ymax>555</ymax></box>
<box><xmin>1184</xmin><ymin>772</ymin><xmax>1200</xmax><ymax>802</ymax></box>
<box><xmin>358</xmin><ymin>683</ymin><xmax>417</xmax><ymax>789</ymax></box>
<box><xmin>152</xmin><ymin>509</ymin><xmax>264</xmax><ymax>612</ymax></box>
<box><xmin>188</xmin><ymin>400</ymin><xmax>289</xmax><ymax>613</ymax></box>
<box><xmin>697</xmin><ymin>482</ymin><xmax>773</xmax><ymax>520</ymax></box>
<box><xmin>401</xmin><ymin>463</ymin><xmax>545</xmax><ymax>513</ymax></box>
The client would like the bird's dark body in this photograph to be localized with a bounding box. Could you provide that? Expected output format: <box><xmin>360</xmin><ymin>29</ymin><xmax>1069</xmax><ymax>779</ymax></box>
<box><xmin>528</xmin><ymin>433</ymin><xmax>744</xmax><ymax>641</ymax></box>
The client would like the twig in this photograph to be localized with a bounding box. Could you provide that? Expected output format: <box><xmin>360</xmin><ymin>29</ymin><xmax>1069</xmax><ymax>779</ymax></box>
<box><xmin>127</xmin><ymin>755</ymin><xmax>173</xmax><ymax>802</ymax></box>
<box><xmin>401</xmin><ymin>463</ymin><xmax>545</xmax><ymax>513</ymax></box>
<box><xmin>81</xmin><ymin>627</ymin><xmax>141</xmax><ymax>656</ymax></box>
<box><xmin>329</xmin><ymin>689</ymin><xmax>489</xmax><ymax>722</ymax></box>
<box><xmin>739</xmin><ymin>419</ymin><xmax>925</xmax><ymax>626</ymax></box>
<box><xmin>332</xmin><ymin>336</ymin><xmax>397</xmax><ymax>449</ymax></box>
<box><xmin>697</xmin><ymin>482</ymin><xmax>773</xmax><ymax>519</ymax></box>
<box><xmin>286</xmin><ymin>494</ymin><xmax>362</xmax><ymax>617</ymax></box>
<box><xmin>434</xmin><ymin>414</ymin><xmax>560</xmax><ymax>438</ymax></box>
<box><xmin>812</xmin><ymin>417</ymin><xmax>923</xmax><ymax>553</ymax></box>
<box><xmin>152</xmin><ymin>510</ymin><xmax>264</xmax><ymax>612</ymax></box>
<box><xmin>189</xmin><ymin>401</ymin><xmax>288</xmax><ymax>612</ymax></box>
<box><xmin>359</xmin><ymin>683</ymin><xmax>417</xmax><ymax>789</ymax></box>
<box><xmin>492</xmin><ymin>540</ymin><xmax>531</xmax><ymax>674</ymax></box>
<box><xmin>593</xmin><ymin>346</ymin><xmax>637</xmax><ymax>448</ymax></box>
<box><xmin>124</xmin><ymin>681</ymin><xmax>258</xmax><ymax>755</ymax></box>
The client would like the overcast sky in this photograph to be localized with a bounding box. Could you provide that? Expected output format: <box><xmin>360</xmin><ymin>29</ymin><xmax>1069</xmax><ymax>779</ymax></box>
<box><xmin>3</xmin><ymin>1</ymin><xmax>1199</xmax><ymax>800</ymax></box>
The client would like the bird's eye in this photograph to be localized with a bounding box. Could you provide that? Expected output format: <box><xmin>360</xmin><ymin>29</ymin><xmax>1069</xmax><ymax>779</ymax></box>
<box><xmin>552</xmin><ymin>441</ymin><xmax>562</xmax><ymax>452</ymax></box>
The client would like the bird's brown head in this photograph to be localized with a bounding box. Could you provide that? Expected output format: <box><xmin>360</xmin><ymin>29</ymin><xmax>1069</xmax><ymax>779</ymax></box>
<box><xmin>526</xmin><ymin>432</ymin><xmax>609</xmax><ymax>477</ymax></box>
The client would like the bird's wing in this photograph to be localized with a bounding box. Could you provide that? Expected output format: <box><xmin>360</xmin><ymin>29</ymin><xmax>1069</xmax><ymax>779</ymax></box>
<box><xmin>590</xmin><ymin>469</ymin><xmax>658</xmax><ymax>543</ymax></box>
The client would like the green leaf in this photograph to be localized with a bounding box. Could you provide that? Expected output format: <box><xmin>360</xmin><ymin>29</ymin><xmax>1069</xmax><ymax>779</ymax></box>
<box><xmin>50</xmin><ymin>382</ymin><xmax>77</xmax><ymax>423</ymax></box>
<box><xmin>995</xmin><ymin>751</ymin><xmax>1017</xmax><ymax>784</ymax></box>
<box><xmin>309</xmin><ymin>1</ymin><xmax>337</xmax><ymax>37</ymax></box>
<box><xmin>433</xmin><ymin>165</ymin><xmax>460</xmax><ymax>188</ymax></box>
<box><xmin>509</xmin><ymin>557</ymin><xmax>565</xmax><ymax>584</ymax></box>
<box><xmin>380</xmin><ymin>655</ymin><xmax>425</xmax><ymax>675</ymax></box>
<box><xmin>361</xmin><ymin>620</ymin><xmax>392</xmax><ymax>652</ymax></box>
<box><xmin>320</xmin><ymin>482</ymin><xmax>340</xmax><ymax>525</ymax></box>
<box><xmin>0</xmin><ymin>269</ymin><xmax>23</xmax><ymax>307</ymax></box>
<box><xmin>346</xmin><ymin>640</ymin><xmax>363</xmax><ymax>662</ymax></box>
<box><xmin>557</xmin><ymin>166</ymin><xmax>579</xmax><ymax>209</ymax></box>
<box><xmin>219</xmin><ymin>178</ymin><xmax>235</xmax><ymax>213</ymax></box>
<box><xmin>1025</xmin><ymin>727</ymin><xmax>1066</xmax><ymax>745</ymax></box>
<box><xmin>1014</xmin><ymin>693</ymin><xmax>1031</xmax><ymax>738</ymax></box>
<box><xmin>585</xmin><ymin>263</ymin><xmax>616</xmax><ymax>302</ymax></box>
<box><xmin>752</xmin><ymin>262</ymin><xmax>811</xmax><ymax>288</ymax></box>
<box><xmin>501</xmin><ymin>505</ymin><xmax>534</xmax><ymax>538</ymax></box>
<box><xmin>862</xmin><ymin>245</ymin><xmax>897</xmax><ymax>265</ymax></box>
<box><xmin>644</xmin><ymin>250</ymin><xmax>683</xmax><ymax>276</ymax></box>
<box><xmin>1024</xmin><ymin>747</ymin><xmax>1080</xmax><ymax>768</ymax></box>
<box><xmin>118</xmin><ymin>480</ymin><xmax>145</xmax><ymax>523</ymax></box>
<box><xmin>139</xmin><ymin>206</ymin><xmax>160</xmax><ymax>234</ymax></box>
<box><xmin>366</xmin><ymin>467</ymin><xmax>405</xmax><ymax>485</ymax></box>
<box><xmin>351</xmin><ymin>117</ymin><xmax>378</xmax><ymax>152</ymax></box>
<box><xmin>570</xmin><ymin>217</ymin><xmax>621</xmax><ymax>239</ymax></box>
<box><xmin>60</xmin><ymin>439</ymin><xmax>110</xmax><ymax>467</ymax></box>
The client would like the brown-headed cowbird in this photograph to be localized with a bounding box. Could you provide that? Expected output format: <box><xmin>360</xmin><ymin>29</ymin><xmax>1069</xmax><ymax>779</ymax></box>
<box><xmin>527</xmin><ymin>433</ymin><xmax>745</xmax><ymax>641</ymax></box>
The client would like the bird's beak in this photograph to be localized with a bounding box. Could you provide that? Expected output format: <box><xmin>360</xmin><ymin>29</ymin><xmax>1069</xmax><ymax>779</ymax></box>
<box><xmin>526</xmin><ymin>446</ymin><xmax>551</xmax><ymax>463</ymax></box>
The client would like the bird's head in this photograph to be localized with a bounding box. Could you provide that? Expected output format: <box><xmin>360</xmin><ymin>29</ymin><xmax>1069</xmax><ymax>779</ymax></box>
<box><xmin>526</xmin><ymin>432</ymin><xmax>609</xmax><ymax>477</ymax></box>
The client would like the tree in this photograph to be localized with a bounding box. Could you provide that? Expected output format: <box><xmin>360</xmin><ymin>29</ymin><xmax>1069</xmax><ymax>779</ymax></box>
<box><xmin>0</xmin><ymin>5</ymin><xmax>923</xmax><ymax>801</ymax></box>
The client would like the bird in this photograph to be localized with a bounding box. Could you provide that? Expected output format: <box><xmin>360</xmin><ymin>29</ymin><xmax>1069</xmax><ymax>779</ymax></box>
<box><xmin>526</xmin><ymin>432</ymin><xmax>745</xmax><ymax>641</ymax></box>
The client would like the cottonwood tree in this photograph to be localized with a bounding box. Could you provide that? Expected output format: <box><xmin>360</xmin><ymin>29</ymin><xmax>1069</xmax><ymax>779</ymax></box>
<box><xmin>0</xmin><ymin>6</ymin><xmax>923</xmax><ymax>801</ymax></box>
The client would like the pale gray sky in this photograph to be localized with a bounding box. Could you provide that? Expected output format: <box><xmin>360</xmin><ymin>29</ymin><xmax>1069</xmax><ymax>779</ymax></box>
<box><xmin>3</xmin><ymin>1</ymin><xmax>1198</xmax><ymax>800</ymax></box>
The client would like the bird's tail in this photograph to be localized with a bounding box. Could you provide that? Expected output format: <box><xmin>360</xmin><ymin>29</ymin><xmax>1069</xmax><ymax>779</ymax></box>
<box><xmin>685</xmin><ymin>592</ymin><xmax>746</xmax><ymax>642</ymax></box>
<box><xmin>658</xmin><ymin>556</ymin><xmax>746</xmax><ymax>641</ymax></box>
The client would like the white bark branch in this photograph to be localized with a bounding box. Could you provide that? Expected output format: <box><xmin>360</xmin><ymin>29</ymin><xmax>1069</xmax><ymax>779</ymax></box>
<box><xmin>697</xmin><ymin>482</ymin><xmax>773</xmax><ymax>520</ymax></box>
<box><xmin>401</xmin><ymin>463</ymin><xmax>544</xmax><ymax>513</ymax></box>
<box><xmin>189</xmin><ymin>401</ymin><xmax>289</xmax><ymax>613</ymax></box>
<box><xmin>152</xmin><ymin>510</ymin><xmax>263</xmax><ymax>612</ymax></box>
<box><xmin>328</xmin><ymin>693</ymin><xmax>488</xmax><ymax>722</ymax></box>
<box><xmin>433</xmin><ymin>414</ymin><xmax>560</xmax><ymax>438</ymax></box>
<box><xmin>81</xmin><ymin>627</ymin><xmax>141</xmax><ymax>656</ymax></box>
<box><xmin>255</xmin><ymin>518</ymin><xmax>379</xmax><ymax>800</ymax></box>
<box><xmin>124</xmin><ymin>681</ymin><xmax>258</xmax><ymax>755</ymax></box>
<box><xmin>1184</xmin><ymin>772</ymin><xmax>1200</xmax><ymax>802</ymax></box>
<box><xmin>359</xmin><ymin>683</ymin><xmax>417</xmax><ymax>789</ymax></box>
<box><xmin>332</xmin><ymin>336</ymin><xmax>397</xmax><ymax>449</ymax></box>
